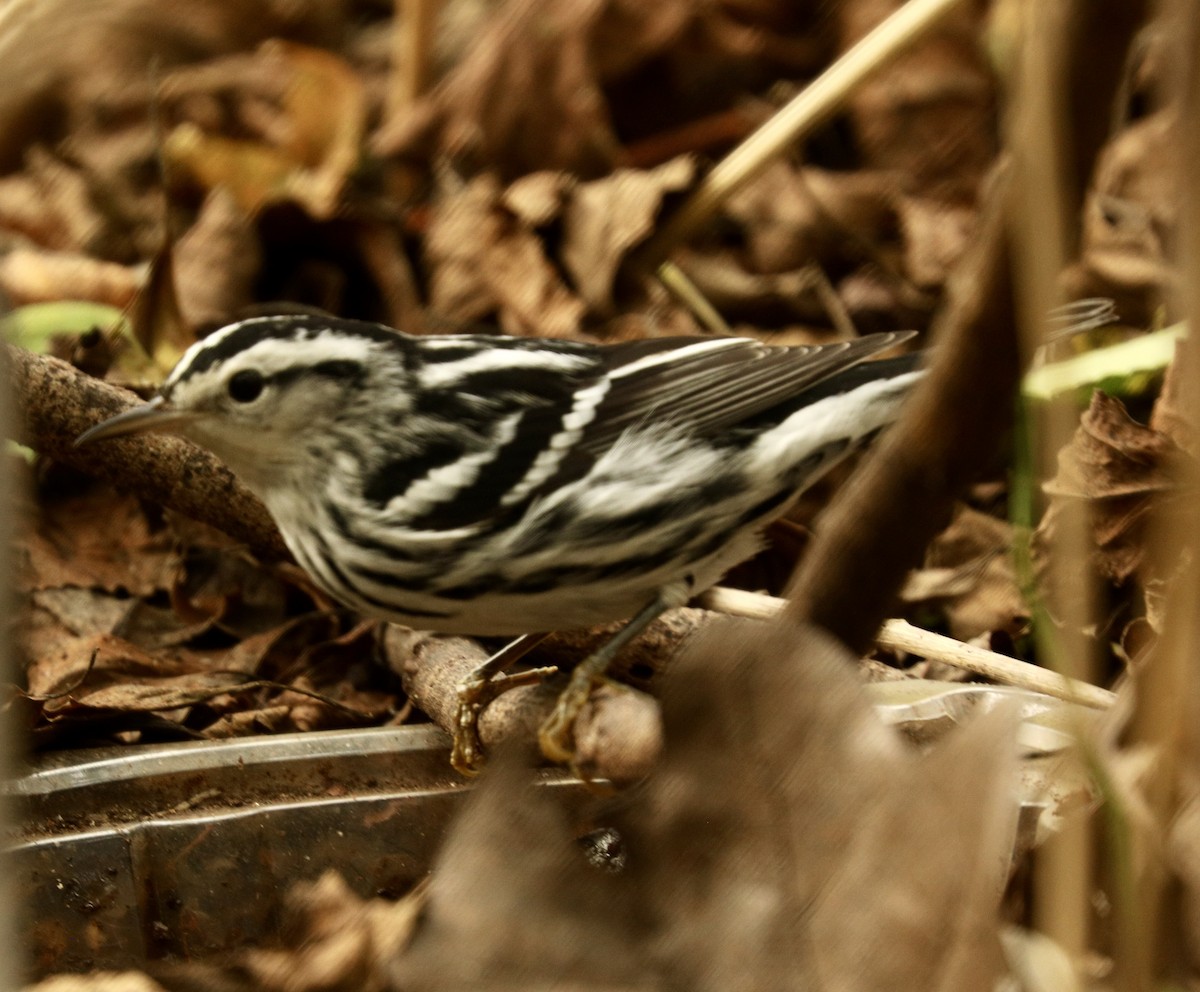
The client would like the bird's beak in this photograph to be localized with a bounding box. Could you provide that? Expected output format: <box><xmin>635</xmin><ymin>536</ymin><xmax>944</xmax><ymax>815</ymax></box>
<box><xmin>75</xmin><ymin>396</ymin><xmax>197</xmax><ymax>447</ymax></box>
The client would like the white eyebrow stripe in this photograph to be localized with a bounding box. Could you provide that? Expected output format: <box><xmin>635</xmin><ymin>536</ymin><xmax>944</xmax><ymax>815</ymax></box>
<box><xmin>419</xmin><ymin>348</ymin><xmax>592</xmax><ymax>389</ymax></box>
<box><xmin>166</xmin><ymin>317</ymin><xmax>290</xmax><ymax>387</ymax></box>
<box><xmin>169</xmin><ymin>332</ymin><xmax>386</xmax><ymax>388</ymax></box>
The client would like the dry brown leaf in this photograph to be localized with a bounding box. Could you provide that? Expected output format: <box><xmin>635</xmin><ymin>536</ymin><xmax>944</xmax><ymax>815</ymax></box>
<box><xmin>375</xmin><ymin>0</ymin><xmax>616</xmax><ymax>178</ymax></box>
<box><xmin>165</xmin><ymin>41</ymin><xmax>366</xmax><ymax>219</ymax></box>
<box><xmin>174</xmin><ymin>187</ymin><xmax>262</xmax><ymax>330</ymax></box>
<box><xmin>907</xmin><ymin>504</ymin><xmax>1028</xmax><ymax>641</ymax></box>
<box><xmin>67</xmin><ymin>670</ymin><xmax>260</xmax><ymax>713</ymax></box>
<box><xmin>839</xmin><ymin>0</ymin><xmax>995</xmax><ymax>202</ymax></box>
<box><xmin>898</xmin><ymin>194</ymin><xmax>976</xmax><ymax>289</ymax></box>
<box><xmin>396</xmin><ymin>754</ymin><xmax>647</xmax><ymax>990</ymax></box>
<box><xmin>1038</xmin><ymin>390</ymin><xmax>1194</xmax><ymax>586</ymax></box>
<box><xmin>1065</xmin><ymin>108</ymin><xmax>1177</xmax><ymax>324</ymax></box>
<box><xmin>0</xmin><ymin>248</ymin><xmax>143</xmax><ymax>309</ymax></box>
<box><xmin>424</xmin><ymin>174</ymin><xmax>504</xmax><ymax>324</ymax></box>
<box><xmin>628</xmin><ymin>620</ymin><xmax>1017</xmax><ymax>991</ymax></box>
<box><xmin>502</xmin><ymin>170</ymin><xmax>575</xmax><ymax>227</ymax></box>
<box><xmin>674</xmin><ymin>250</ymin><xmax>830</xmax><ymax>324</ymax></box>
<box><xmin>425</xmin><ymin>174</ymin><xmax>586</xmax><ymax>337</ymax></box>
<box><xmin>489</xmin><ymin>221</ymin><xmax>588</xmax><ymax>338</ymax></box>
<box><xmin>23</xmin><ymin>630</ymin><xmax>205</xmax><ymax>701</ymax></box>
<box><xmin>243</xmin><ymin>872</ymin><xmax>424</xmax><ymax>992</ymax></box>
<box><xmin>16</xmin><ymin>489</ymin><xmax>177</xmax><ymax>598</ymax></box>
<box><xmin>561</xmin><ymin>156</ymin><xmax>696</xmax><ymax>312</ymax></box>
<box><xmin>127</xmin><ymin>236</ymin><xmax>192</xmax><ymax>378</ymax></box>
<box><xmin>24</xmin><ymin>973</ymin><xmax>167</xmax><ymax>992</ymax></box>
<box><xmin>0</xmin><ymin>148</ymin><xmax>104</xmax><ymax>254</ymax></box>
<box><xmin>724</xmin><ymin>161</ymin><xmax>900</xmax><ymax>275</ymax></box>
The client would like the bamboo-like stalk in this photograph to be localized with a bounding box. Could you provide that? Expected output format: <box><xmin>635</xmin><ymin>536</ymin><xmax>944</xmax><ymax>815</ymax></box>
<box><xmin>1003</xmin><ymin>3</ymin><xmax>1102</xmax><ymax>979</ymax></box>
<box><xmin>388</xmin><ymin>0</ymin><xmax>437</xmax><ymax>119</ymax></box>
<box><xmin>1125</xmin><ymin>0</ymin><xmax>1200</xmax><ymax>983</ymax></box>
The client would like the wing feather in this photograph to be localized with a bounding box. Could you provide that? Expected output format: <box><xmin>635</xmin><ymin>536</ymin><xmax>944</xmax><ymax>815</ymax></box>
<box><xmin>580</xmin><ymin>330</ymin><xmax>916</xmax><ymax>454</ymax></box>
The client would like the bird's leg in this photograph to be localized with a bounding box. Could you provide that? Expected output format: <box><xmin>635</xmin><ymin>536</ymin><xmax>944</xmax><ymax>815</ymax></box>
<box><xmin>451</xmin><ymin>632</ymin><xmax>555</xmax><ymax>775</ymax></box>
<box><xmin>538</xmin><ymin>596</ymin><xmax>671</xmax><ymax>765</ymax></box>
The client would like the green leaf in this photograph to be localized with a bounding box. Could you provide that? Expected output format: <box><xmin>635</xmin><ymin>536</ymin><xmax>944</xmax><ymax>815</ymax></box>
<box><xmin>0</xmin><ymin>301</ymin><xmax>129</xmax><ymax>353</ymax></box>
<box><xmin>1022</xmin><ymin>323</ymin><xmax>1186</xmax><ymax>401</ymax></box>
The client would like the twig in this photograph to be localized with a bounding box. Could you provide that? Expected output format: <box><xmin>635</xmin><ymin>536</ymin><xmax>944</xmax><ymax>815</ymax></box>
<box><xmin>657</xmin><ymin>260</ymin><xmax>731</xmax><ymax>335</ymax></box>
<box><xmin>390</xmin><ymin>628</ymin><xmax>662</xmax><ymax>785</ymax></box>
<box><xmin>698</xmin><ymin>587</ymin><xmax>1115</xmax><ymax>709</ymax></box>
<box><xmin>6</xmin><ymin>344</ymin><xmax>289</xmax><ymax>561</ymax></box>
<box><xmin>810</xmin><ymin>264</ymin><xmax>858</xmax><ymax>340</ymax></box>
<box><xmin>388</xmin><ymin>0</ymin><xmax>437</xmax><ymax>119</ymax></box>
<box><xmin>634</xmin><ymin>0</ymin><xmax>969</xmax><ymax>272</ymax></box>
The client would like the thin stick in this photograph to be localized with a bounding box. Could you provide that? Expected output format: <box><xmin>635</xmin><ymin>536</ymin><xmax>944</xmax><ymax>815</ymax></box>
<box><xmin>388</xmin><ymin>0</ymin><xmax>437</xmax><ymax>119</ymax></box>
<box><xmin>635</xmin><ymin>0</ymin><xmax>968</xmax><ymax>272</ymax></box>
<box><xmin>698</xmin><ymin>586</ymin><xmax>1115</xmax><ymax>710</ymax></box>
<box><xmin>657</xmin><ymin>260</ymin><xmax>732</xmax><ymax>335</ymax></box>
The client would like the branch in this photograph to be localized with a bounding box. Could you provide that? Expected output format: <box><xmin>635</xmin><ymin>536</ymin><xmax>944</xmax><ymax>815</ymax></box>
<box><xmin>389</xmin><ymin>626</ymin><xmax>671</xmax><ymax>785</ymax></box>
<box><xmin>6</xmin><ymin>344</ymin><xmax>289</xmax><ymax>561</ymax></box>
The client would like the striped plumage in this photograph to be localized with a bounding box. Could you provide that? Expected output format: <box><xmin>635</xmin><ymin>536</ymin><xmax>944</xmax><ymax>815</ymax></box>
<box><xmin>81</xmin><ymin>315</ymin><xmax>922</xmax><ymax>637</ymax></box>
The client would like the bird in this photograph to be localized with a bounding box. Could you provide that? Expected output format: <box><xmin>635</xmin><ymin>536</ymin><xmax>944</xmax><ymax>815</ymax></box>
<box><xmin>76</xmin><ymin>314</ymin><xmax>923</xmax><ymax>773</ymax></box>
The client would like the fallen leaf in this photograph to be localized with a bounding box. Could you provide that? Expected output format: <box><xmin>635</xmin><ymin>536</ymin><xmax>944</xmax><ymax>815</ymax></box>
<box><xmin>724</xmin><ymin>161</ymin><xmax>900</xmax><ymax>275</ymax></box>
<box><xmin>165</xmin><ymin>41</ymin><xmax>367</xmax><ymax>220</ymax></box>
<box><xmin>631</xmin><ymin>620</ymin><xmax>1017</xmax><ymax>991</ymax></box>
<box><xmin>839</xmin><ymin>0</ymin><xmax>995</xmax><ymax>202</ymax></box>
<box><xmin>1037</xmin><ymin>390</ymin><xmax>1194</xmax><ymax>586</ymax></box>
<box><xmin>907</xmin><ymin>504</ymin><xmax>1028</xmax><ymax>641</ymax></box>
<box><xmin>16</xmin><ymin>488</ymin><xmax>177</xmax><ymax>598</ymax></box>
<box><xmin>127</xmin><ymin>235</ymin><xmax>192</xmax><ymax>379</ymax></box>
<box><xmin>425</xmin><ymin>173</ymin><xmax>586</xmax><ymax>337</ymax></box>
<box><xmin>0</xmin><ymin>249</ymin><xmax>142</xmax><ymax>309</ymax></box>
<box><xmin>561</xmin><ymin>155</ymin><xmax>696</xmax><ymax>312</ymax></box>
<box><xmin>174</xmin><ymin>187</ymin><xmax>262</xmax><ymax>330</ymax></box>
<box><xmin>0</xmin><ymin>148</ymin><xmax>104</xmax><ymax>253</ymax></box>
<box><xmin>898</xmin><ymin>194</ymin><xmax>976</xmax><ymax>288</ymax></box>
<box><xmin>373</xmin><ymin>0</ymin><xmax>623</xmax><ymax>179</ymax></box>
<box><xmin>1065</xmin><ymin>108</ymin><xmax>1177</xmax><ymax>325</ymax></box>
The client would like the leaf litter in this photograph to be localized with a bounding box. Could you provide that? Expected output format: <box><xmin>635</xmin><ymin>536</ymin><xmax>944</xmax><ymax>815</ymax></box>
<box><xmin>4</xmin><ymin>0</ymin><xmax>1200</xmax><ymax>987</ymax></box>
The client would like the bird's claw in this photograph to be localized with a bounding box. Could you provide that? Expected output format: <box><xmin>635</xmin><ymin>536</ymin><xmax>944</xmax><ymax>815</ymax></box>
<box><xmin>538</xmin><ymin>666</ymin><xmax>612</xmax><ymax>764</ymax></box>
<box><xmin>450</xmin><ymin>665</ymin><xmax>558</xmax><ymax>776</ymax></box>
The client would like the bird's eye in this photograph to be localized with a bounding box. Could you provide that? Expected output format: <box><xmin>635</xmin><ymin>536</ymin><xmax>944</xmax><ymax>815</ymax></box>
<box><xmin>228</xmin><ymin>369</ymin><xmax>265</xmax><ymax>403</ymax></box>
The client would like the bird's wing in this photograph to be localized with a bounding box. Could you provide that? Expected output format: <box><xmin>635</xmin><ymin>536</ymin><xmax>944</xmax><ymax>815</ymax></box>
<box><xmin>404</xmin><ymin>330</ymin><xmax>916</xmax><ymax>523</ymax></box>
<box><xmin>579</xmin><ymin>330</ymin><xmax>917</xmax><ymax>454</ymax></box>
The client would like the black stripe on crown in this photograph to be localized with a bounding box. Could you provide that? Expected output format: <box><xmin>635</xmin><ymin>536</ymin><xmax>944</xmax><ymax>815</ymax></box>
<box><xmin>178</xmin><ymin>316</ymin><xmax>412</xmax><ymax>380</ymax></box>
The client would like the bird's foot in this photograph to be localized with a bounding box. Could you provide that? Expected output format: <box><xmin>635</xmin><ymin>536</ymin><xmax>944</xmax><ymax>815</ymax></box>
<box><xmin>450</xmin><ymin>664</ymin><xmax>558</xmax><ymax>776</ymax></box>
<box><xmin>537</xmin><ymin>665</ymin><xmax>618</xmax><ymax>765</ymax></box>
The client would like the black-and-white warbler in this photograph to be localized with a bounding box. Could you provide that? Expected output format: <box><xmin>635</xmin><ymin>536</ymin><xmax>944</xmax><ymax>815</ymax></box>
<box><xmin>77</xmin><ymin>315</ymin><xmax>922</xmax><ymax>771</ymax></box>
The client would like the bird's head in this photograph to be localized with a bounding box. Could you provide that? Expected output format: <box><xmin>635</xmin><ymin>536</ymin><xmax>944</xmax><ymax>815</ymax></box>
<box><xmin>76</xmin><ymin>315</ymin><xmax>414</xmax><ymax>488</ymax></box>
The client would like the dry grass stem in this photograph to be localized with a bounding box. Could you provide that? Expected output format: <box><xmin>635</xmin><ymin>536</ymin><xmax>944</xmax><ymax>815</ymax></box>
<box><xmin>700</xmin><ymin>586</ymin><xmax>1115</xmax><ymax>708</ymax></box>
<box><xmin>388</xmin><ymin>0</ymin><xmax>437</xmax><ymax>119</ymax></box>
<box><xmin>1003</xmin><ymin>4</ymin><xmax>1100</xmax><ymax>971</ymax></box>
